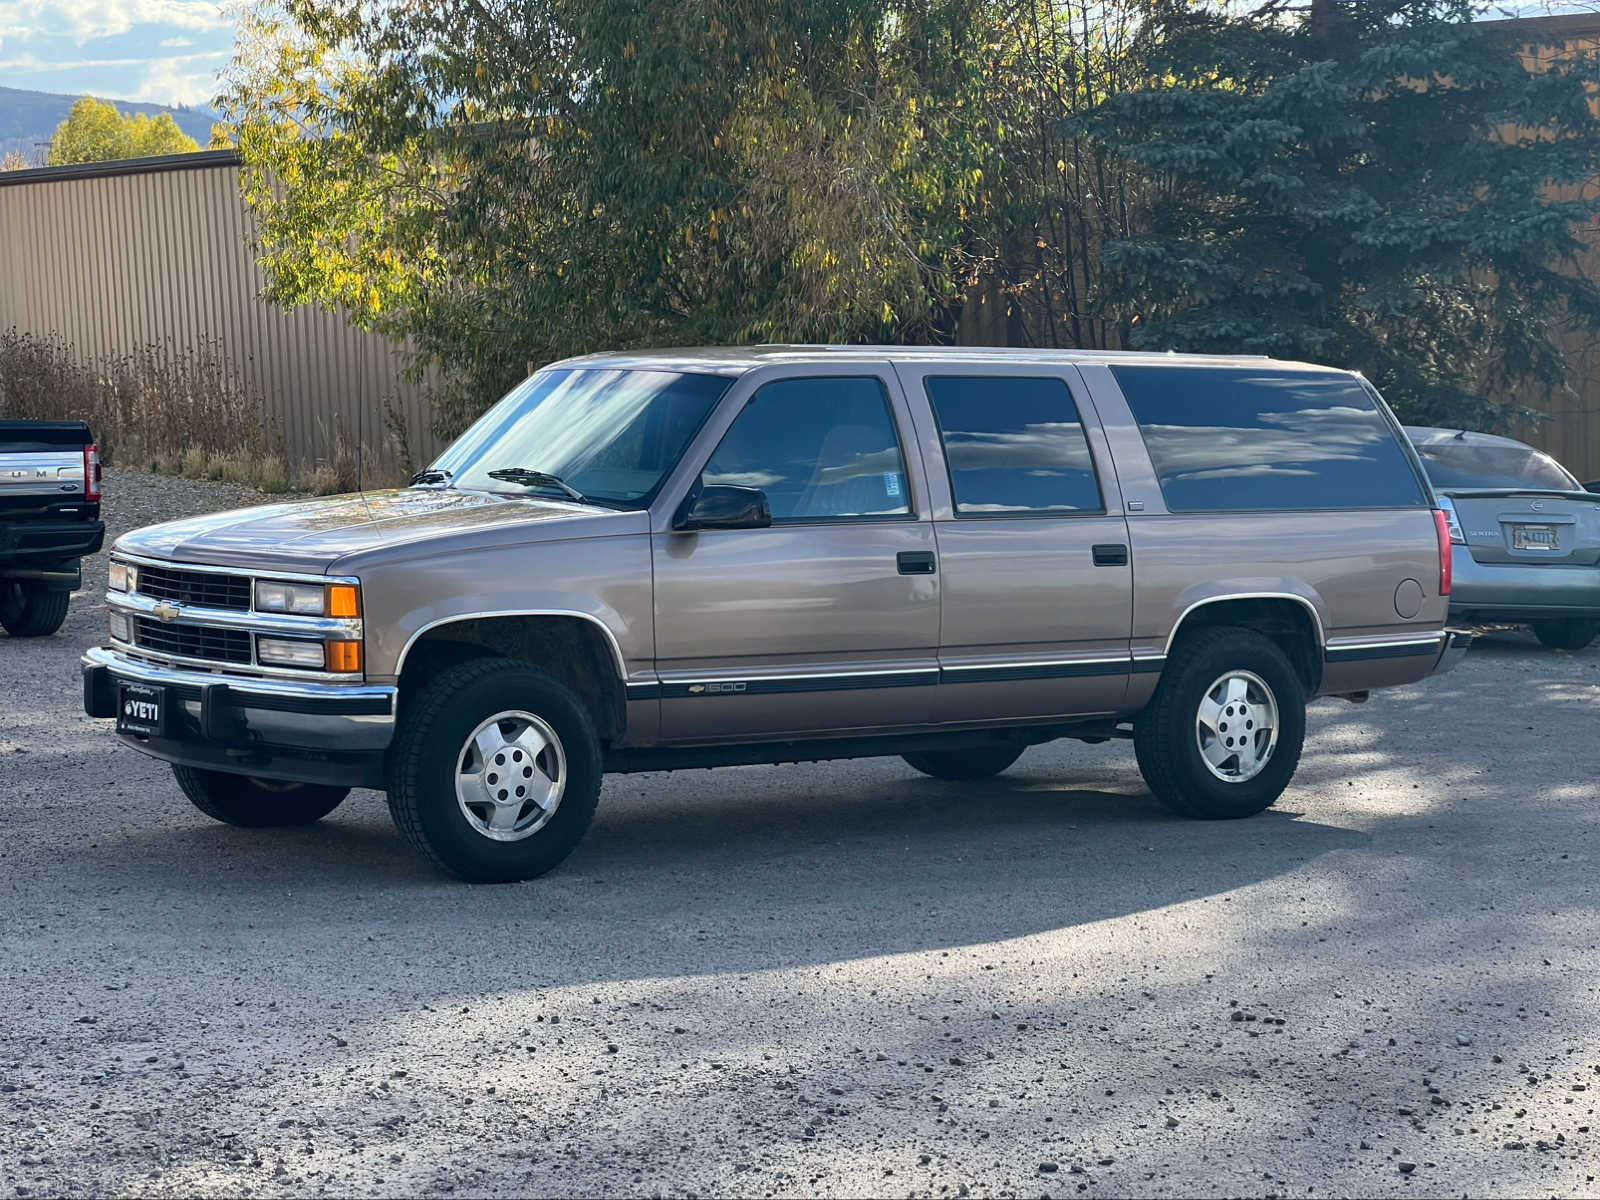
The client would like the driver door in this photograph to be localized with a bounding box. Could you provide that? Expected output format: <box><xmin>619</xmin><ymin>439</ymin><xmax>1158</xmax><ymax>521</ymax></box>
<box><xmin>650</xmin><ymin>367</ymin><xmax>941</xmax><ymax>741</ymax></box>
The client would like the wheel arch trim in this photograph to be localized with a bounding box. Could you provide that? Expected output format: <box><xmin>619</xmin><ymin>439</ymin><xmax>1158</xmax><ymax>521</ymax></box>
<box><xmin>1162</xmin><ymin>591</ymin><xmax>1327</xmax><ymax>656</ymax></box>
<box><xmin>396</xmin><ymin>610</ymin><xmax>630</xmax><ymax>681</ymax></box>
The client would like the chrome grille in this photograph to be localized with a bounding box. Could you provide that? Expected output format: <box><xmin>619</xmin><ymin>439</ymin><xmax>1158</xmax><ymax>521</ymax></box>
<box><xmin>135</xmin><ymin>564</ymin><xmax>252</xmax><ymax>611</ymax></box>
<box><xmin>133</xmin><ymin>617</ymin><xmax>252</xmax><ymax>664</ymax></box>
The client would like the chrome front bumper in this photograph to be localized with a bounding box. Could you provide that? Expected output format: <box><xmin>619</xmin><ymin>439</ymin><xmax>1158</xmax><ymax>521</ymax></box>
<box><xmin>82</xmin><ymin>644</ymin><xmax>397</xmax><ymax>753</ymax></box>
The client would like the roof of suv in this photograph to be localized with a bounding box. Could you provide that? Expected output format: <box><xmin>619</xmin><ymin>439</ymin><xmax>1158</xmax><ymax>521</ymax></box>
<box><xmin>552</xmin><ymin>345</ymin><xmax>1352</xmax><ymax>376</ymax></box>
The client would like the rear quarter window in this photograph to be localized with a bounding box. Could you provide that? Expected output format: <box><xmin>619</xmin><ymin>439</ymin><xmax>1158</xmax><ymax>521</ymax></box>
<box><xmin>1110</xmin><ymin>366</ymin><xmax>1428</xmax><ymax>512</ymax></box>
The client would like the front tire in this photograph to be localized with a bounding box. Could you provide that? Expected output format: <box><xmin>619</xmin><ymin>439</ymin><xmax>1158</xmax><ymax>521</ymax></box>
<box><xmin>903</xmin><ymin>744</ymin><xmax>1024</xmax><ymax>780</ymax></box>
<box><xmin>1134</xmin><ymin>627</ymin><xmax>1305</xmax><ymax>820</ymax></box>
<box><xmin>0</xmin><ymin>581</ymin><xmax>70</xmax><ymax>637</ymax></box>
<box><xmin>1532</xmin><ymin>618</ymin><xmax>1599</xmax><ymax>651</ymax></box>
<box><xmin>385</xmin><ymin>658</ymin><xmax>602</xmax><ymax>883</ymax></box>
<box><xmin>172</xmin><ymin>765</ymin><xmax>349</xmax><ymax>827</ymax></box>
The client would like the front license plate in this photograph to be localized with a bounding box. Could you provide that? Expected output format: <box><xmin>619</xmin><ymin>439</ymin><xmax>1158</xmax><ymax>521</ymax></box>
<box><xmin>1512</xmin><ymin>524</ymin><xmax>1559</xmax><ymax>551</ymax></box>
<box><xmin>117</xmin><ymin>682</ymin><xmax>166</xmax><ymax>736</ymax></box>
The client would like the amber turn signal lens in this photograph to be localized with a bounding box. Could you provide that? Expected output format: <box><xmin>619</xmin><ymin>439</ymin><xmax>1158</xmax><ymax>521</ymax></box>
<box><xmin>325</xmin><ymin>640</ymin><xmax>363</xmax><ymax>673</ymax></box>
<box><xmin>326</xmin><ymin>583</ymin><xmax>362</xmax><ymax>618</ymax></box>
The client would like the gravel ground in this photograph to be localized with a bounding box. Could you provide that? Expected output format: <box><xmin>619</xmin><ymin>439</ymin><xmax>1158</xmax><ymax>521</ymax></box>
<box><xmin>2</xmin><ymin>469</ymin><xmax>1598</xmax><ymax>1198</ymax></box>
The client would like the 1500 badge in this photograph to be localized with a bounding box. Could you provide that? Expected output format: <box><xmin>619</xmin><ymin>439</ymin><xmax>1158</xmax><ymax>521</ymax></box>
<box><xmin>688</xmin><ymin>681</ymin><xmax>747</xmax><ymax>695</ymax></box>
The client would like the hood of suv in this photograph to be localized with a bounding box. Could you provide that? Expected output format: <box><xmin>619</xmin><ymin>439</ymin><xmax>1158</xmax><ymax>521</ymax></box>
<box><xmin>115</xmin><ymin>488</ymin><xmax>641</xmax><ymax>573</ymax></box>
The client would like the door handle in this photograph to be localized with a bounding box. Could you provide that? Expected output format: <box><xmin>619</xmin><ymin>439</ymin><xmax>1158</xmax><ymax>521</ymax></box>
<box><xmin>897</xmin><ymin>550</ymin><xmax>937</xmax><ymax>575</ymax></box>
<box><xmin>1092</xmin><ymin>543</ymin><xmax>1129</xmax><ymax>567</ymax></box>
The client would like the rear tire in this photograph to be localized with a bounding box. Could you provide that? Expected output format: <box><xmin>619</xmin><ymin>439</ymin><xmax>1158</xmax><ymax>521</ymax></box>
<box><xmin>172</xmin><ymin>765</ymin><xmax>349</xmax><ymax>827</ymax></box>
<box><xmin>903</xmin><ymin>745</ymin><xmax>1024</xmax><ymax>780</ymax></box>
<box><xmin>1134</xmin><ymin>627</ymin><xmax>1305</xmax><ymax>820</ymax></box>
<box><xmin>0</xmin><ymin>582</ymin><xmax>70</xmax><ymax>637</ymax></box>
<box><xmin>385</xmin><ymin>658</ymin><xmax>602</xmax><ymax>883</ymax></box>
<box><xmin>1531</xmin><ymin>618</ymin><xmax>1599</xmax><ymax>651</ymax></box>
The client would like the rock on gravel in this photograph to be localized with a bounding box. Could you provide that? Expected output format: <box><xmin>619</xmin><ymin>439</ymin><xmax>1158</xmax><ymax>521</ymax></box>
<box><xmin>2</xmin><ymin>470</ymin><xmax>1599</xmax><ymax>1198</ymax></box>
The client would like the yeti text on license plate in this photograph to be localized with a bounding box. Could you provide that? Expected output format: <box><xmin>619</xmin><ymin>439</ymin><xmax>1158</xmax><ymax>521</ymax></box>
<box><xmin>116</xmin><ymin>682</ymin><xmax>166</xmax><ymax>736</ymax></box>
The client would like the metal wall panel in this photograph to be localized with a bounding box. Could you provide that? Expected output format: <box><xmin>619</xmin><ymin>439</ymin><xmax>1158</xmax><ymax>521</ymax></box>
<box><xmin>0</xmin><ymin>153</ymin><xmax>440</xmax><ymax>473</ymax></box>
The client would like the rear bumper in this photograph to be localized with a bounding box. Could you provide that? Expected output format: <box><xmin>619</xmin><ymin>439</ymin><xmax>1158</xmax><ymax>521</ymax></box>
<box><xmin>0</xmin><ymin>519</ymin><xmax>103</xmax><ymax>583</ymax></box>
<box><xmin>1449</xmin><ymin>548</ymin><xmax>1600</xmax><ymax>621</ymax></box>
<box><xmin>1431</xmin><ymin>629</ymin><xmax>1473</xmax><ymax>676</ymax></box>
<box><xmin>81</xmin><ymin>645</ymin><xmax>395</xmax><ymax>788</ymax></box>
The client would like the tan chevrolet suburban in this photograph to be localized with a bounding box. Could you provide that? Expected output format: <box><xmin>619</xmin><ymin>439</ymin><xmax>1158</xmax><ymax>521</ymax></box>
<box><xmin>82</xmin><ymin>348</ymin><xmax>1467</xmax><ymax>882</ymax></box>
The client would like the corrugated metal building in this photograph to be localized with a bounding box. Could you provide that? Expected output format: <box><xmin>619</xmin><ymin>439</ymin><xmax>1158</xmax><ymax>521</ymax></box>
<box><xmin>0</xmin><ymin>149</ymin><xmax>439</xmax><ymax>473</ymax></box>
<box><xmin>2</xmin><ymin>90</ymin><xmax>1599</xmax><ymax>478</ymax></box>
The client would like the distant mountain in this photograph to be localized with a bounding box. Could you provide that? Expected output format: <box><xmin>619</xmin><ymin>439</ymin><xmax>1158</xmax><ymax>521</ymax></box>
<box><xmin>0</xmin><ymin>86</ymin><xmax>220</xmax><ymax>164</ymax></box>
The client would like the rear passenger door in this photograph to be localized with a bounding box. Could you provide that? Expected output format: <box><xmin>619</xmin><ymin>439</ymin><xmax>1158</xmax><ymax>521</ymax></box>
<box><xmin>895</xmin><ymin>365</ymin><xmax>1135</xmax><ymax>722</ymax></box>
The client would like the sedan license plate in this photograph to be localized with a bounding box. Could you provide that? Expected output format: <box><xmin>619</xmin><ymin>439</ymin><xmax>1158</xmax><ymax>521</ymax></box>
<box><xmin>117</xmin><ymin>682</ymin><xmax>166</xmax><ymax>736</ymax></box>
<box><xmin>1512</xmin><ymin>524</ymin><xmax>1559</xmax><ymax>551</ymax></box>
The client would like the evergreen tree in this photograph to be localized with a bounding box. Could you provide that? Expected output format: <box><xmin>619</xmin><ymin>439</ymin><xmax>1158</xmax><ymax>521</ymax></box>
<box><xmin>1092</xmin><ymin>0</ymin><xmax>1600</xmax><ymax>428</ymax></box>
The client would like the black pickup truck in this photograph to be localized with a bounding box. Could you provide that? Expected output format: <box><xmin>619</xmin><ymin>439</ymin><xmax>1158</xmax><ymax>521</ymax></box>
<box><xmin>0</xmin><ymin>420</ymin><xmax>104</xmax><ymax>636</ymax></box>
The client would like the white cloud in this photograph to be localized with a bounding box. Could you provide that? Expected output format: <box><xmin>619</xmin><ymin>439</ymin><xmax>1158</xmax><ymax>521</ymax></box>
<box><xmin>0</xmin><ymin>0</ymin><xmax>227</xmax><ymax>45</ymax></box>
<box><xmin>0</xmin><ymin>47</ymin><xmax>228</xmax><ymax>72</ymax></box>
<box><xmin>160</xmin><ymin>35</ymin><xmax>193</xmax><ymax>47</ymax></box>
<box><xmin>133</xmin><ymin>53</ymin><xmax>222</xmax><ymax>105</ymax></box>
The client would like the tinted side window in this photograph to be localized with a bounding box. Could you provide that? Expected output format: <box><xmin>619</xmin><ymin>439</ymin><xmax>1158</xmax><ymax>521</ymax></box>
<box><xmin>1111</xmin><ymin>366</ymin><xmax>1428</xmax><ymax>512</ymax></box>
<box><xmin>702</xmin><ymin>376</ymin><xmax>911</xmax><ymax>522</ymax></box>
<box><xmin>925</xmin><ymin>375</ymin><xmax>1103</xmax><ymax>515</ymax></box>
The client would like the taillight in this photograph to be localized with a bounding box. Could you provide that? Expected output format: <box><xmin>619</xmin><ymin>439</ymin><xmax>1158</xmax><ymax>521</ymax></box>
<box><xmin>1432</xmin><ymin>508</ymin><xmax>1452</xmax><ymax>597</ymax></box>
<box><xmin>83</xmin><ymin>444</ymin><xmax>102</xmax><ymax>502</ymax></box>
<box><xmin>1437</xmin><ymin>496</ymin><xmax>1465</xmax><ymax>544</ymax></box>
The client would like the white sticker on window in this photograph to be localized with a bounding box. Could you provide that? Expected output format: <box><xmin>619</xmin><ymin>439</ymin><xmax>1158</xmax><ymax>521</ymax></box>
<box><xmin>883</xmin><ymin>472</ymin><xmax>902</xmax><ymax>498</ymax></box>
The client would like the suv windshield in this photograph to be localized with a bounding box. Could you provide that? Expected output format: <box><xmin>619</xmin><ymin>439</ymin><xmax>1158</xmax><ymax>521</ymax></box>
<box><xmin>430</xmin><ymin>368</ymin><xmax>733</xmax><ymax>507</ymax></box>
<box><xmin>1414</xmin><ymin>437</ymin><xmax>1579</xmax><ymax>492</ymax></box>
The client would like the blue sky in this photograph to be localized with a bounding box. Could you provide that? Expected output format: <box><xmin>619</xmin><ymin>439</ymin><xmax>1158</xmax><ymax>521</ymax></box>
<box><xmin>0</xmin><ymin>1</ymin><xmax>234</xmax><ymax>108</ymax></box>
<box><xmin>1</xmin><ymin>1</ymin><xmax>1598</xmax><ymax>112</ymax></box>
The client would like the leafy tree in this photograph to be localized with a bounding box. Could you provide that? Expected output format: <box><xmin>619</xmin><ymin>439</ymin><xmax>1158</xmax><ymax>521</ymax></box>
<box><xmin>0</xmin><ymin>151</ymin><xmax>31</xmax><ymax>172</ymax></box>
<box><xmin>1091</xmin><ymin>0</ymin><xmax>1600</xmax><ymax>428</ymax></box>
<box><xmin>222</xmin><ymin>1</ymin><xmax>1161</xmax><ymax>432</ymax></box>
<box><xmin>47</xmin><ymin>97</ymin><xmax>201</xmax><ymax>166</ymax></box>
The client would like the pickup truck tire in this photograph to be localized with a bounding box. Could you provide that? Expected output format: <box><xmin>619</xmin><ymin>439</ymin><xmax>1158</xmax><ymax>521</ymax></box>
<box><xmin>902</xmin><ymin>745</ymin><xmax>1024</xmax><ymax>780</ymax></box>
<box><xmin>0</xmin><ymin>581</ymin><xmax>70</xmax><ymax>637</ymax></box>
<box><xmin>172</xmin><ymin>765</ymin><xmax>349</xmax><ymax>827</ymax></box>
<box><xmin>385</xmin><ymin>658</ymin><xmax>602</xmax><ymax>884</ymax></box>
<box><xmin>1133</xmin><ymin>627</ymin><xmax>1305</xmax><ymax>820</ymax></box>
<box><xmin>1531</xmin><ymin>618</ymin><xmax>1600</xmax><ymax>651</ymax></box>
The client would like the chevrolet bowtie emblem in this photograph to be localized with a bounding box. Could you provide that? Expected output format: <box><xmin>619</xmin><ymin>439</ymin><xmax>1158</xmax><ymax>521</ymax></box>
<box><xmin>152</xmin><ymin>601</ymin><xmax>182</xmax><ymax>623</ymax></box>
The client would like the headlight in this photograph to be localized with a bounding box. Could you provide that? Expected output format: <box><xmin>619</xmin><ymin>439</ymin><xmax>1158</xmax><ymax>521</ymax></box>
<box><xmin>108</xmin><ymin>562</ymin><xmax>137</xmax><ymax>593</ymax></box>
<box><xmin>254</xmin><ymin>581</ymin><xmax>326</xmax><ymax>615</ymax></box>
<box><xmin>256</xmin><ymin>636</ymin><xmax>327</xmax><ymax>669</ymax></box>
<box><xmin>108</xmin><ymin>610</ymin><xmax>132</xmax><ymax>642</ymax></box>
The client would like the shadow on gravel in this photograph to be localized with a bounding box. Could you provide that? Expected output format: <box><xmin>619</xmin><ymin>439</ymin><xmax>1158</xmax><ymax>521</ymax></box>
<box><xmin>43</xmin><ymin>762</ymin><xmax>1369</xmax><ymax>990</ymax></box>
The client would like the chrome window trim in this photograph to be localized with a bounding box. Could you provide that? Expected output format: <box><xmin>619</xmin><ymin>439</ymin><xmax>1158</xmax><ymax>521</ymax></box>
<box><xmin>397</xmin><ymin>610</ymin><xmax>630</xmax><ymax>680</ymax></box>
<box><xmin>110</xmin><ymin>550</ymin><xmax>361</xmax><ymax>588</ymax></box>
<box><xmin>1163</xmin><ymin>592</ymin><xmax>1327</xmax><ymax>656</ymax></box>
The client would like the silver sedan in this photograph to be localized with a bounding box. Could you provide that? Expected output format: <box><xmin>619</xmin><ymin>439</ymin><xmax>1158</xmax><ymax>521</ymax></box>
<box><xmin>1406</xmin><ymin>427</ymin><xmax>1600</xmax><ymax>649</ymax></box>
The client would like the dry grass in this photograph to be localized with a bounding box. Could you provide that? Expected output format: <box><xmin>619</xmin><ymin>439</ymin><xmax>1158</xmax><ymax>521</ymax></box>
<box><xmin>0</xmin><ymin>329</ymin><xmax>402</xmax><ymax>494</ymax></box>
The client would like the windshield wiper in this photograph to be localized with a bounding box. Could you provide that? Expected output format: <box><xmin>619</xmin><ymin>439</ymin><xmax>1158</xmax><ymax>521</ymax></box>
<box><xmin>485</xmin><ymin>467</ymin><xmax>589</xmax><ymax>503</ymax></box>
<box><xmin>410</xmin><ymin>467</ymin><xmax>452</xmax><ymax>485</ymax></box>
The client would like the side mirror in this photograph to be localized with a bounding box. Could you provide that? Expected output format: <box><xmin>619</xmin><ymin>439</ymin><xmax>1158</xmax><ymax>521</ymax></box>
<box><xmin>673</xmin><ymin>484</ymin><xmax>772</xmax><ymax>531</ymax></box>
<box><xmin>1584</xmin><ymin>480</ymin><xmax>1600</xmax><ymax>494</ymax></box>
